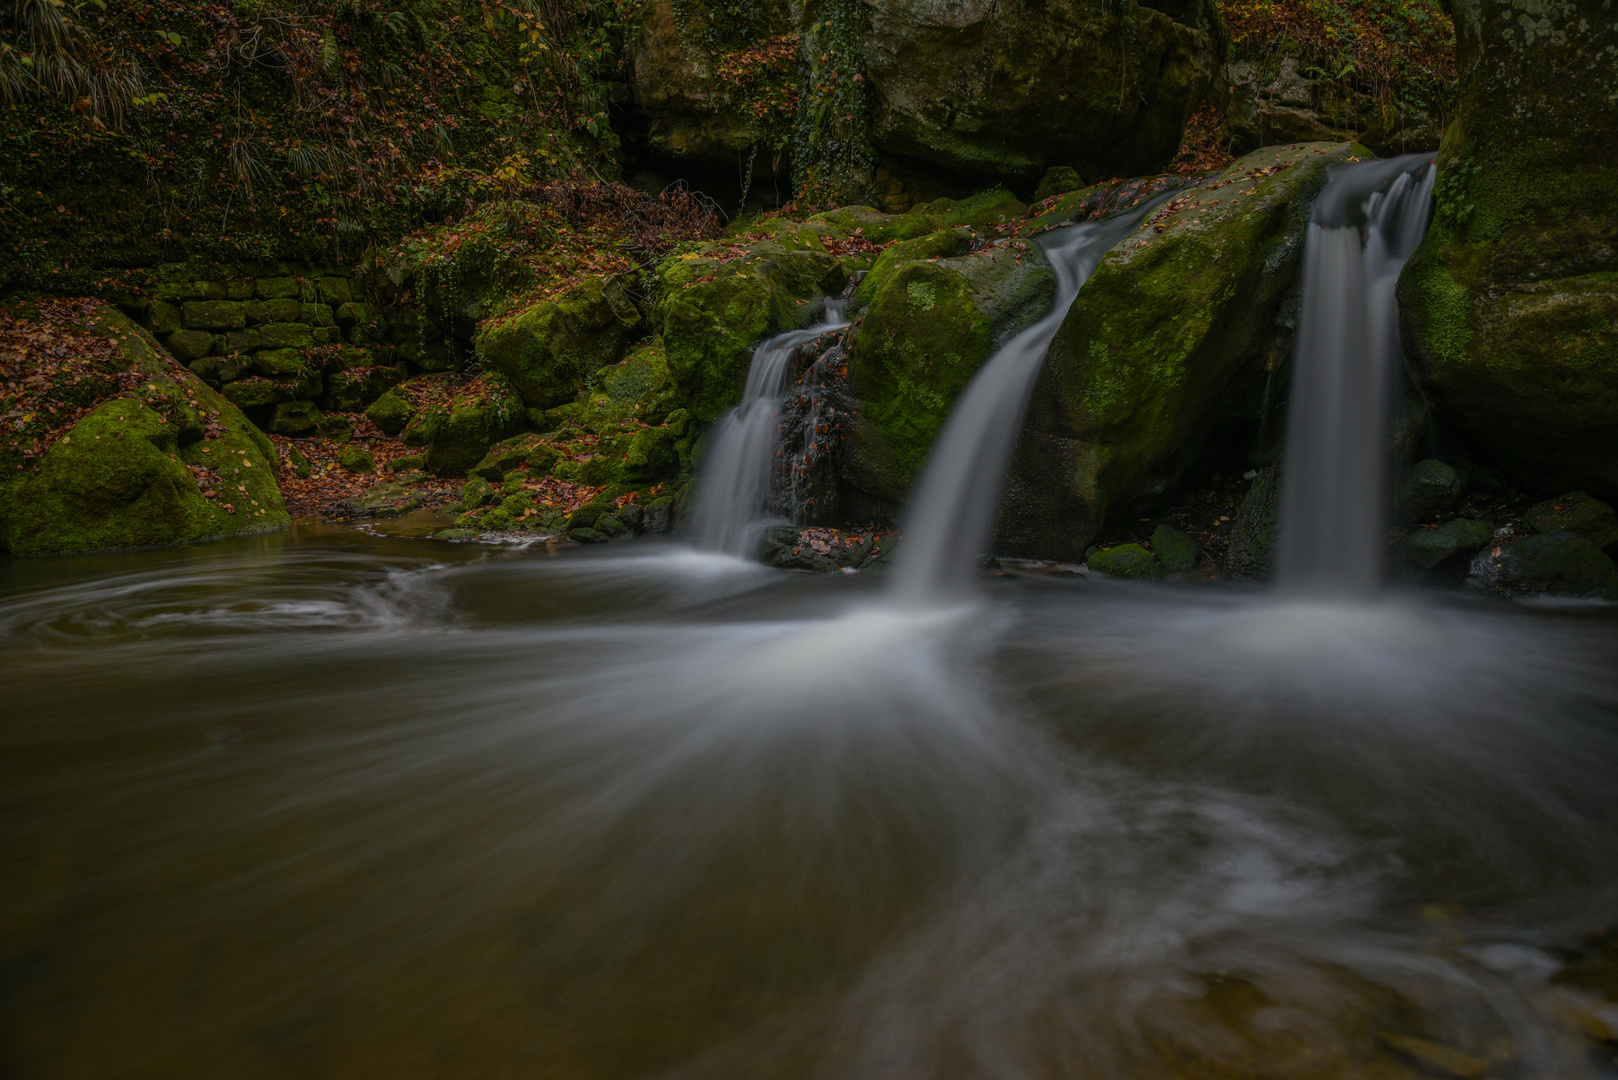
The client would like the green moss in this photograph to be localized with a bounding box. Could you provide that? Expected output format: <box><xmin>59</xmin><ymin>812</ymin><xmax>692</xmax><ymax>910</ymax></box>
<box><xmin>477</xmin><ymin>276</ymin><xmax>643</xmax><ymax>408</ymax></box>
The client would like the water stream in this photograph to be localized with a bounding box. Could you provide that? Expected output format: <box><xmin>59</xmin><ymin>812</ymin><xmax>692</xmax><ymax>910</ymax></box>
<box><xmin>890</xmin><ymin>204</ymin><xmax>1162</xmax><ymax>604</ymax></box>
<box><xmin>1276</xmin><ymin>154</ymin><xmax>1437</xmax><ymax>594</ymax></box>
<box><xmin>690</xmin><ymin>301</ymin><xmax>849</xmax><ymax>558</ymax></box>
<box><xmin>4</xmin><ymin>530</ymin><xmax>1618</xmax><ymax>1079</ymax></box>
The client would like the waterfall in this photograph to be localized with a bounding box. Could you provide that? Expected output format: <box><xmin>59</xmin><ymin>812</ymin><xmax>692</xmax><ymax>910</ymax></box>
<box><xmin>891</xmin><ymin>204</ymin><xmax>1163</xmax><ymax>604</ymax></box>
<box><xmin>1275</xmin><ymin>154</ymin><xmax>1436</xmax><ymax>595</ymax></box>
<box><xmin>691</xmin><ymin>301</ymin><xmax>849</xmax><ymax>557</ymax></box>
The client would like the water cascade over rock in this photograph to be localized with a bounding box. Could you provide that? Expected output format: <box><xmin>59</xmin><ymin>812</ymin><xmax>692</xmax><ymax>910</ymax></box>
<box><xmin>890</xmin><ymin>205</ymin><xmax>1164</xmax><ymax>603</ymax></box>
<box><xmin>1275</xmin><ymin>154</ymin><xmax>1435</xmax><ymax>594</ymax></box>
<box><xmin>690</xmin><ymin>301</ymin><xmax>849</xmax><ymax>557</ymax></box>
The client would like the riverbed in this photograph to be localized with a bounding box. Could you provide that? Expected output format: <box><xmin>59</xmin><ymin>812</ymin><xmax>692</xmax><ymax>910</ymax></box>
<box><xmin>5</xmin><ymin>526</ymin><xmax>1618</xmax><ymax>1078</ymax></box>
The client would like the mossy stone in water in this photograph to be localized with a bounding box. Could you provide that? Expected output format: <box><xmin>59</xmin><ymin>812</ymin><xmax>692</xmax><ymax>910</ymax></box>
<box><xmin>1397</xmin><ymin>0</ymin><xmax>1618</xmax><ymax>500</ymax></box>
<box><xmin>1405</xmin><ymin>518</ymin><xmax>1494</xmax><ymax>571</ymax></box>
<box><xmin>1087</xmin><ymin>543</ymin><xmax>1166</xmax><ymax>581</ymax></box>
<box><xmin>1523</xmin><ymin>492</ymin><xmax>1618</xmax><ymax>549</ymax></box>
<box><xmin>1465</xmin><ymin>531</ymin><xmax>1618</xmax><ymax>600</ymax></box>
<box><xmin>1150</xmin><ymin>524</ymin><xmax>1198</xmax><ymax>572</ymax></box>
<box><xmin>1004</xmin><ymin>143</ymin><xmax>1358</xmax><ymax>561</ymax></box>
<box><xmin>595</xmin><ymin>513</ymin><xmax>632</xmax><ymax>540</ymax></box>
<box><xmin>567</xmin><ymin>527</ymin><xmax>608</xmax><ymax>544</ymax></box>
<box><xmin>1224</xmin><ymin>465</ymin><xmax>1280</xmax><ymax>581</ymax></box>
<box><xmin>644</xmin><ymin>495</ymin><xmax>677</xmax><ymax>535</ymax></box>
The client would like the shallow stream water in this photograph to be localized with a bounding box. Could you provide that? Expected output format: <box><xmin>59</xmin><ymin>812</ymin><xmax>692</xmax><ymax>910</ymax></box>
<box><xmin>6</xmin><ymin>528</ymin><xmax>1618</xmax><ymax>1079</ymax></box>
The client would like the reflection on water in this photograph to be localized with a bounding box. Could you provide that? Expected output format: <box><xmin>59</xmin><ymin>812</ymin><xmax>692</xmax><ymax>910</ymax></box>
<box><xmin>4</xmin><ymin>528</ymin><xmax>1618</xmax><ymax>1079</ymax></box>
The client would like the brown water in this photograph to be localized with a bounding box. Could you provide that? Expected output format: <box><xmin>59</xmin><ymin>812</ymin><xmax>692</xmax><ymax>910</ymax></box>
<box><xmin>6</xmin><ymin>526</ymin><xmax>1618</xmax><ymax>1078</ymax></box>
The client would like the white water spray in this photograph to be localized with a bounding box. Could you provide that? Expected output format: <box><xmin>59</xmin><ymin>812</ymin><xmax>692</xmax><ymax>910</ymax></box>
<box><xmin>691</xmin><ymin>301</ymin><xmax>849</xmax><ymax>557</ymax></box>
<box><xmin>1275</xmin><ymin>154</ymin><xmax>1435</xmax><ymax>595</ymax></box>
<box><xmin>891</xmin><ymin>205</ymin><xmax>1163</xmax><ymax>604</ymax></box>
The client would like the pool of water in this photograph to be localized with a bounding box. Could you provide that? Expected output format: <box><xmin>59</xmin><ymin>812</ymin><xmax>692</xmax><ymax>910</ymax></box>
<box><xmin>5</xmin><ymin>526</ymin><xmax>1618</xmax><ymax>1078</ymax></box>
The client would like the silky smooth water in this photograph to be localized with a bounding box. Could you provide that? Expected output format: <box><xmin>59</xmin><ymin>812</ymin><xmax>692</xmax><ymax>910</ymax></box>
<box><xmin>1276</xmin><ymin>154</ymin><xmax>1436</xmax><ymax>595</ymax></box>
<box><xmin>691</xmin><ymin>301</ymin><xmax>849</xmax><ymax>558</ymax></box>
<box><xmin>5</xmin><ymin>528</ymin><xmax>1618</xmax><ymax>1079</ymax></box>
<box><xmin>893</xmin><ymin>207</ymin><xmax>1162</xmax><ymax>604</ymax></box>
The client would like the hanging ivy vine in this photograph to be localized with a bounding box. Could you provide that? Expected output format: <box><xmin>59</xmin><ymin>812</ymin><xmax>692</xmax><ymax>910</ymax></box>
<box><xmin>789</xmin><ymin>0</ymin><xmax>873</xmax><ymax>210</ymax></box>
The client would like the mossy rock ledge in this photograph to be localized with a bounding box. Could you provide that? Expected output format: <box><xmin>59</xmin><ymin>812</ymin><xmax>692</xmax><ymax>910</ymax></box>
<box><xmin>1000</xmin><ymin>142</ymin><xmax>1361</xmax><ymax>561</ymax></box>
<box><xmin>0</xmin><ymin>307</ymin><xmax>290</xmax><ymax>556</ymax></box>
<box><xmin>1397</xmin><ymin>0</ymin><xmax>1618</xmax><ymax>501</ymax></box>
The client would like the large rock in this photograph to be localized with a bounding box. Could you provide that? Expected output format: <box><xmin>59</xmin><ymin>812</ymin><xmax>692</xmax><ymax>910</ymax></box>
<box><xmin>840</xmin><ymin>231</ymin><xmax>1056</xmax><ymax>504</ymax></box>
<box><xmin>654</xmin><ymin>236</ymin><xmax>846</xmax><ymax>420</ymax></box>
<box><xmin>1464</xmin><ymin>531</ymin><xmax>1618</xmax><ymax>601</ymax></box>
<box><xmin>1000</xmin><ymin>142</ymin><xmax>1358</xmax><ymax>560</ymax></box>
<box><xmin>628</xmin><ymin>0</ymin><xmax>798</xmax><ymax>174</ymax></box>
<box><xmin>1397</xmin><ymin>0</ymin><xmax>1618</xmax><ymax>501</ymax></box>
<box><xmin>400</xmin><ymin>375</ymin><xmax>525</xmax><ymax>476</ymax></box>
<box><xmin>478</xmin><ymin>277</ymin><xmax>642</xmax><ymax>409</ymax></box>
<box><xmin>864</xmin><ymin>0</ymin><xmax>1224</xmax><ymax>184</ymax></box>
<box><xmin>0</xmin><ymin>307</ymin><xmax>289</xmax><ymax>556</ymax></box>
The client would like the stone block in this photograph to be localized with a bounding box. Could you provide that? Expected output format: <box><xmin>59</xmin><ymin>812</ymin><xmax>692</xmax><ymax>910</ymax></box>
<box><xmin>146</xmin><ymin>300</ymin><xmax>183</xmax><ymax>335</ymax></box>
<box><xmin>252</xmin><ymin>348</ymin><xmax>304</xmax><ymax>377</ymax></box>
<box><xmin>299</xmin><ymin>279</ymin><xmax>320</xmax><ymax>303</ymax></box>
<box><xmin>165</xmin><ymin>329</ymin><xmax>214</xmax><ymax>362</ymax></box>
<box><xmin>256</xmin><ymin>276</ymin><xmax>300</xmax><ymax>300</ymax></box>
<box><xmin>300</xmin><ymin>302</ymin><xmax>336</xmax><ymax>327</ymax></box>
<box><xmin>269</xmin><ymin>401</ymin><xmax>322</xmax><ymax>435</ymax></box>
<box><xmin>152</xmin><ymin>280</ymin><xmax>189</xmax><ymax>302</ymax></box>
<box><xmin>226</xmin><ymin>329</ymin><xmax>262</xmax><ymax>353</ymax></box>
<box><xmin>264</xmin><ymin>298</ymin><xmax>301</xmax><ymax>323</ymax></box>
<box><xmin>182</xmin><ymin>300</ymin><xmax>247</xmax><ymax>331</ymax></box>
<box><xmin>222</xmin><ymin>377</ymin><xmax>290</xmax><ymax>410</ymax></box>
<box><xmin>225</xmin><ymin>280</ymin><xmax>254</xmax><ymax>300</ymax></box>
<box><xmin>316</xmin><ymin>277</ymin><xmax>355</xmax><ymax>304</ymax></box>
<box><xmin>335</xmin><ymin>301</ymin><xmax>374</xmax><ymax>327</ymax></box>
<box><xmin>210</xmin><ymin>334</ymin><xmax>229</xmax><ymax>356</ymax></box>
<box><xmin>244</xmin><ymin>299</ymin><xmax>268</xmax><ymax>325</ymax></box>
<box><xmin>189</xmin><ymin>356</ymin><xmax>245</xmax><ymax>383</ymax></box>
<box><xmin>191</xmin><ymin>281</ymin><xmax>228</xmax><ymax>301</ymax></box>
<box><xmin>259</xmin><ymin>322</ymin><xmax>314</xmax><ymax>349</ymax></box>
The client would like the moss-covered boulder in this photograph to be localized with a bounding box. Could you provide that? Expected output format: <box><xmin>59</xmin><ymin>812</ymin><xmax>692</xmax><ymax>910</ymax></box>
<box><xmin>401</xmin><ymin>375</ymin><xmax>525</xmax><ymax>476</ymax></box>
<box><xmin>999</xmin><ymin>142</ymin><xmax>1359</xmax><ymax>560</ymax></box>
<box><xmin>865</xmin><ymin>0</ymin><xmax>1224</xmax><ymax>184</ymax></box>
<box><xmin>1088</xmin><ymin>543</ymin><xmax>1166</xmax><ymax>580</ymax></box>
<box><xmin>1397</xmin><ymin>0</ymin><xmax>1618</xmax><ymax>501</ymax></box>
<box><xmin>654</xmin><ymin>240</ymin><xmax>846</xmax><ymax>420</ymax></box>
<box><xmin>841</xmin><ymin>237</ymin><xmax>1057</xmax><ymax>504</ymax></box>
<box><xmin>1464</xmin><ymin>531</ymin><xmax>1618</xmax><ymax>600</ymax></box>
<box><xmin>366</xmin><ymin>389</ymin><xmax>415</xmax><ymax>435</ymax></box>
<box><xmin>477</xmin><ymin>276</ymin><xmax>643</xmax><ymax>409</ymax></box>
<box><xmin>1404</xmin><ymin>517</ymin><xmax>1494</xmax><ymax>572</ymax></box>
<box><xmin>0</xmin><ymin>307</ymin><xmax>288</xmax><ymax>555</ymax></box>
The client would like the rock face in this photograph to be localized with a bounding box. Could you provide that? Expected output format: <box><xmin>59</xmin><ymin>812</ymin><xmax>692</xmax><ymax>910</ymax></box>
<box><xmin>478</xmin><ymin>277</ymin><xmax>643</xmax><ymax>409</ymax></box>
<box><xmin>0</xmin><ymin>307</ymin><xmax>289</xmax><ymax>556</ymax></box>
<box><xmin>841</xmin><ymin>232</ymin><xmax>1056</xmax><ymax>505</ymax></box>
<box><xmin>864</xmin><ymin>0</ymin><xmax>1224</xmax><ymax>184</ymax></box>
<box><xmin>628</xmin><ymin>0</ymin><xmax>798</xmax><ymax>174</ymax></box>
<box><xmin>1398</xmin><ymin>0</ymin><xmax>1618</xmax><ymax>501</ymax></box>
<box><xmin>999</xmin><ymin>142</ymin><xmax>1357</xmax><ymax>561</ymax></box>
<box><xmin>653</xmin><ymin>232</ymin><xmax>846</xmax><ymax>421</ymax></box>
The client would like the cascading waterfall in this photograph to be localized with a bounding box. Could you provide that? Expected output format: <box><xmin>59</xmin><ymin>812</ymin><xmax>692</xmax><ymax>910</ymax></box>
<box><xmin>690</xmin><ymin>301</ymin><xmax>849</xmax><ymax>557</ymax></box>
<box><xmin>1275</xmin><ymin>154</ymin><xmax>1436</xmax><ymax>595</ymax></box>
<box><xmin>890</xmin><ymin>203</ymin><xmax>1164</xmax><ymax>604</ymax></box>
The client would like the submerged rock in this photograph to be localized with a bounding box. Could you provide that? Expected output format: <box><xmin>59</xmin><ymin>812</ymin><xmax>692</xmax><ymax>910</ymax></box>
<box><xmin>1003</xmin><ymin>143</ymin><xmax>1358</xmax><ymax>560</ymax></box>
<box><xmin>1464</xmin><ymin>532</ymin><xmax>1618</xmax><ymax>601</ymax></box>
<box><xmin>1398</xmin><ymin>0</ymin><xmax>1618</xmax><ymax>501</ymax></box>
